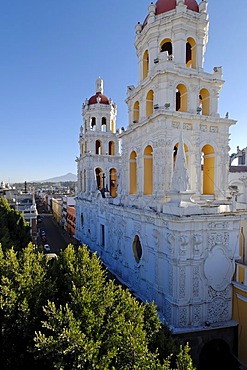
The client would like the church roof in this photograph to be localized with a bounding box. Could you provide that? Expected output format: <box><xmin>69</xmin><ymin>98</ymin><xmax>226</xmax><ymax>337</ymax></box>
<box><xmin>155</xmin><ymin>0</ymin><xmax>199</xmax><ymax>15</ymax></box>
<box><xmin>88</xmin><ymin>92</ymin><xmax>110</xmax><ymax>105</ymax></box>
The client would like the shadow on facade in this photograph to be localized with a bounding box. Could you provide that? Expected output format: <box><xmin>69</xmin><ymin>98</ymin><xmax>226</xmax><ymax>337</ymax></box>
<box><xmin>198</xmin><ymin>339</ymin><xmax>240</xmax><ymax>370</ymax></box>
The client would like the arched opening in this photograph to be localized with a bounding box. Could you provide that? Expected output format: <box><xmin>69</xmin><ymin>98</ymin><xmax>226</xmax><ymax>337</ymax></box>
<box><xmin>199</xmin><ymin>88</ymin><xmax>210</xmax><ymax>115</ymax></box>
<box><xmin>240</xmin><ymin>227</ymin><xmax>246</xmax><ymax>264</ymax></box>
<box><xmin>109</xmin><ymin>168</ymin><xmax>117</xmax><ymax>198</ymax></box>
<box><xmin>201</xmin><ymin>144</ymin><xmax>215</xmax><ymax>195</ymax></box>
<box><xmin>110</xmin><ymin>120</ymin><xmax>114</xmax><ymax>132</ymax></box>
<box><xmin>143</xmin><ymin>49</ymin><xmax>149</xmax><ymax>79</ymax></box>
<box><xmin>133</xmin><ymin>101</ymin><xmax>140</xmax><ymax>123</ymax></box>
<box><xmin>186</xmin><ymin>37</ymin><xmax>196</xmax><ymax>68</ymax></box>
<box><xmin>95</xmin><ymin>167</ymin><xmax>103</xmax><ymax>190</ymax></box>
<box><xmin>79</xmin><ymin>170</ymin><xmax>82</xmax><ymax>192</ymax></box>
<box><xmin>109</xmin><ymin>141</ymin><xmax>115</xmax><ymax>155</ymax></box>
<box><xmin>143</xmin><ymin>145</ymin><xmax>153</xmax><ymax>195</ymax></box>
<box><xmin>176</xmin><ymin>84</ymin><xmax>187</xmax><ymax>112</ymax></box>
<box><xmin>129</xmin><ymin>151</ymin><xmax>137</xmax><ymax>194</ymax></box>
<box><xmin>83</xmin><ymin>169</ymin><xmax>86</xmax><ymax>192</ymax></box>
<box><xmin>90</xmin><ymin>117</ymin><xmax>96</xmax><ymax>131</ymax></box>
<box><xmin>173</xmin><ymin>142</ymin><xmax>189</xmax><ymax>167</ymax></box>
<box><xmin>101</xmin><ymin>117</ymin><xmax>107</xmax><ymax>132</ymax></box>
<box><xmin>132</xmin><ymin>235</ymin><xmax>142</xmax><ymax>263</ymax></box>
<box><xmin>198</xmin><ymin>339</ymin><xmax>240</xmax><ymax>370</ymax></box>
<box><xmin>146</xmin><ymin>90</ymin><xmax>154</xmax><ymax>117</ymax></box>
<box><xmin>95</xmin><ymin>140</ymin><xmax>102</xmax><ymax>155</ymax></box>
<box><xmin>160</xmin><ymin>38</ymin><xmax>173</xmax><ymax>55</ymax></box>
<box><xmin>81</xmin><ymin>143</ymin><xmax>84</xmax><ymax>155</ymax></box>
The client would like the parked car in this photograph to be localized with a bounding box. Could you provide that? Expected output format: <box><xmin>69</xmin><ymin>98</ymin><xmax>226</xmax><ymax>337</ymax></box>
<box><xmin>37</xmin><ymin>215</ymin><xmax>42</xmax><ymax>223</ymax></box>
<box><xmin>41</xmin><ymin>230</ymin><xmax>46</xmax><ymax>236</ymax></box>
<box><xmin>44</xmin><ymin>244</ymin><xmax>51</xmax><ymax>252</ymax></box>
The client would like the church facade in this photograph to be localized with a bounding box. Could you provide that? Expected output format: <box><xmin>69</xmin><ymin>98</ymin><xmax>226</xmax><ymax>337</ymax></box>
<box><xmin>75</xmin><ymin>0</ymin><xmax>242</xmax><ymax>364</ymax></box>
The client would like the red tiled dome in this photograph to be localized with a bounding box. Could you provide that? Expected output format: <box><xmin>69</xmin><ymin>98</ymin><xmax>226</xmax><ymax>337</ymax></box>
<box><xmin>156</xmin><ymin>0</ymin><xmax>199</xmax><ymax>15</ymax></box>
<box><xmin>88</xmin><ymin>92</ymin><xmax>109</xmax><ymax>105</ymax></box>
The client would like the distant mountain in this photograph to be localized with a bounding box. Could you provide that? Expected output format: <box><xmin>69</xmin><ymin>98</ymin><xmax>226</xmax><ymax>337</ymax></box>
<box><xmin>39</xmin><ymin>173</ymin><xmax>77</xmax><ymax>183</ymax></box>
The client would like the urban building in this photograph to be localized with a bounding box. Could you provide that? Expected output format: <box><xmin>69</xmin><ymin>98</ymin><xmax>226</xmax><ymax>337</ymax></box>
<box><xmin>0</xmin><ymin>182</ymin><xmax>38</xmax><ymax>242</ymax></box>
<box><xmin>75</xmin><ymin>0</ymin><xmax>246</xmax><ymax>367</ymax></box>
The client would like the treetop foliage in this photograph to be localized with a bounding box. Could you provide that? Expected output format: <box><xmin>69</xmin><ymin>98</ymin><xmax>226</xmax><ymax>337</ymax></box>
<box><xmin>0</xmin><ymin>241</ymin><xmax>195</xmax><ymax>369</ymax></box>
<box><xmin>0</xmin><ymin>196</ymin><xmax>31</xmax><ymax>251</ymax></box>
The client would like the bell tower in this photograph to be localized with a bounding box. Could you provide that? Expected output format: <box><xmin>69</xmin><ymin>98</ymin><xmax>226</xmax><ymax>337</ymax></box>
<box><xmin>123</xmin><ymin>0</ymin><xmax>235</xmax><ymax>204</ymax></box>
<box><xmin>77</xmin><ymin>78</ymin><xmax>120</xmax><ymax>199</ymax></box>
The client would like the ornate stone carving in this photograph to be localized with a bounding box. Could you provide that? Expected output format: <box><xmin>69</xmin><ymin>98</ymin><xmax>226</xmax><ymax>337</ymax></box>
<box><xmin>192</xmin><ymin>234</ymin><xmax>202</xmax><ymax>257</ymax></box>
<box><xmin>210</xmin><ymin>126</ymin><xmax>218</xmax><ymax>133</ymax></box>
<box><xmin>192</xmin><ymin>305</ymin><xmax>201</xmax><ymax>327</ymax></box>
<box><xmin>204</xmin><ymin>246</ymin><xmax>234</xmax><ymax>291</ymax></box>
<box><xmin>183</xmin><ymin>123</ymin><xmax>192</xmax><ymax>130</ymax></box>
<box><xmin>179</xmin><ymin>267</ymin><xmax>186</xmax><ymax>298</ymax></box>
<box><xmin>193</xmin><ymin>266</ymin><xmax>200</xmax><ymax>297</ymax></box>
<box><xmin>172</xmin><ymin>121</ymin><xmax>180</xmax><ymax>129</ymax></box>
<box><xmin>200</xmin><ymin>124</ymin><xmax>207</xmax><ymax>132</ymax></box>
<box><xmin>179</xmin><ymin>235</ymin><xmax>189</xmax><ymax>256</ymax></box>
<box><xmin>208</xmin><ymin>297</ymin><xmax>229</xmax><ymax>323</ymax></box>
<box><xmin>179</xmin><ymin>307</ymin><xmax>188</xmax><ymax>327</ymax></box>
<box><xmin>208</xmin><ymin>222</ymin><xmax>229</xmax><ymax>230</ymax></box>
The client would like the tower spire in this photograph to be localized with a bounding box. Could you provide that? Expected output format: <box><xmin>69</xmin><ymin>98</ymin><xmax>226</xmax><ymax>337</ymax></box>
<box><xmin>96</xmin><ymin>77</ymin><xmax>103</xmax><ymax>94</ymax></box>
<box><xmin>171</xmin><ymin>131</ymin><xmax>190</xmax><ymax>192</ymax></box>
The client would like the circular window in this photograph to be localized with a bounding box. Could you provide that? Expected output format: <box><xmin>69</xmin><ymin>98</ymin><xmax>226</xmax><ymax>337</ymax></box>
<box><xmin>132</xmin><ymin>235</ymin><xmax>142</xmax><ymax>263</ymax></box>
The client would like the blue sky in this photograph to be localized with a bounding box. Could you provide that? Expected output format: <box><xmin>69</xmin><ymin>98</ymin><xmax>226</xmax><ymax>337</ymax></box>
<box><xmin>1</xmin><ymin>0</ymin><xmax>246</xmax><ymax>183</ymax></box>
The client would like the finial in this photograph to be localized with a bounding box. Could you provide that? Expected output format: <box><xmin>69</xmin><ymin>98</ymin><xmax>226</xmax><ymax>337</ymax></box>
<box><xmin>171</xmin><ymin>132</ymin><xmax>190</xmax><ymax>192</ymax></box>
<box><xmin>96</xmin><ymin>77</ymin><xmax>103</xmax><ymax>94</ymax></box>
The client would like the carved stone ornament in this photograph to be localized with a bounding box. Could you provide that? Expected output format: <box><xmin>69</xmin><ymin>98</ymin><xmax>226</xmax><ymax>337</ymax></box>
<box><xmin>204</xmin><ymin>247</ymin><xmax>234</xmax><ymax>291</ymax></box>
<box><xmin>200</xmin><ymin>124</ymin><xmax>207</xmax><ymax>132</ymax></box>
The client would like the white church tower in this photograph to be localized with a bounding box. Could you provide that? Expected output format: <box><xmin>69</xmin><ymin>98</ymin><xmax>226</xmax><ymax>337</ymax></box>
<box><xmin>77</xmin><ymin>77</ymin><xmax>120</xmax><ymax>199</ymax></box>
<box><xmin>76</xmin><ymin>1</ymin><xmax>242</xmax><ymax>365</ymax></box>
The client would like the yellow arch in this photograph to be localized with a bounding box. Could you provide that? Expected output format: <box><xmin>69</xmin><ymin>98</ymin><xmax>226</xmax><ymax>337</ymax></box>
<box><xmin>143</xmin><ymin>50</ymin><xmax>149</xmax><ymax>79</ymax></box>
<box><xmin>133</xmin><ymin>101</ymin><xmax>140</xmax><ymax>123</ymax></box>
<box><xmin>144</xmin><ymin>145</ymin><xmax>153</xmax><ymax>195</ymax></box>
<box><xmin>186</xmin><ymin>37</ymin><xmax>196</xmax><ymax>68</ymax></box>
<box><xmin>146</xmin><ymin>90</ymin><xmax>154</xmax><ymax>117</ymax></box>
<box><xmin>202</xmin><ymin>144</ymin><xmax>215</xmax><ymax>195</ymax></box>
<box><xmin>176</xmin><ymin>84</ymin><xmax>187</xmax><ymax>112</ymax></box>
<box><xmin>129</xmin><ymin>151</ymin><xmax>137</xmax><ymax>194</ymax></box>
<box><xmin>199</xmin><ymin>88</ymin><xmax>210</xmax><ymax>115</ymax></box>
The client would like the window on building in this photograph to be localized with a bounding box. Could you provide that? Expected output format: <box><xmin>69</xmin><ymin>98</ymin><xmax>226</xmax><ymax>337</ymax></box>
<box><xmin>83</xmin><ymin>169</ymin><xmax>86</xmax><ymax>192</ymax></box>
<box><xmin>146</xmin><ymin>90</ymin><xmax>154</xmax><ymax>117</ymax></box>
<box><xmin>101</xmin><ymin>117</ymin><xmax>107</xmax><ymax>132</ymax></box>
<box><xmin>186</xmin><ymin>37</ymin><xmax>196</xmax><ymax>68</ymax></box>
<box><xmin>160</xmin><ymin>38</ymin><xmax>173</xmax><ymax>55</ymax></box>
<box><xmin>129</xmin><ymin>151</ymin><xmax>137</xmax><ymax>194</ymax></box>
<box><xmin>95</xmin><ymin>167</ymin><xmax>103</xmax><ymax>190</ymax></box>
<box><xmin>109</xmin><ymin>168</ymin><xmax>117</xmax><ymax>197</ymax></box>
<box><xmin>143</xmin><ymin>50</ymin><xmax>149</xmax><ymax>79</ymax></box>
<box><xmin>133</xmin><ymin>101</ymin><xmax>140</xmax><ymax>123</ymax></box>
<box><xmin>132</xmin><ymin>235</ymin><xmax>142</xmax><ymax>263</ymax></box>
<box><xmin>90</xmin><ymin>117</ymin><xmax>96</xmax><ymax>131</ymax></box>
<box><xmin>201</xmin><ymin>144</ymin><xmax>215</xmax><ymax>195</ymax></box>
<box><xmin>109</xmin><ymin>141</ymin><xmax>115</xmax><ymax>155</ymax></box>
<box><xmin>96</xmin><ymin>140</ymin><xmax>102</xmax><ymax>155</ymax></box>
<box><xmin>143</xmin><ymin>145</ymin><xmax>153</xmax><ymax>195</ymax></box>
<box><xmin>199</xmin><ymin>88</ymin><xmax>210</xmax><ymax>115</ymax></box>
<box><xmin>176</xmin><ymin>84</ymin><xmax>187</xmax><ymax>112</ymax></box>
<box><xmin>100</xmin><ymin>224</ymin><xmax>105</xmax><ymax>247</ymax></box>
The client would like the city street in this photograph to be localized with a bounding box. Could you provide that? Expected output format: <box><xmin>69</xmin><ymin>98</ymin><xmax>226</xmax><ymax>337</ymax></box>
<box><xmin>36</xmin><ymin>204</ymin><xmax>74</xmax><ymax>255</ymax></box>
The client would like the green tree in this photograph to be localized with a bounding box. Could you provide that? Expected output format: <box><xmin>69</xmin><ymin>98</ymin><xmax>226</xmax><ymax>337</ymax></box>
<box><xmin>0</xmin><ymin>242</ymin><xmax>196</xmax><ymax>369</ymax></box>
<box><xmin>0</xmin><ymin>197</ymin><xmax>31</xmax><ymax>251</ymax></box>
<box><xmin>34</xmin><ymin>245</ymin><xmax>195</xmax><ymax>369</ymax></box>
<box><xmin>0</xmin><ymin>243</ymin><xmax>56</xmax><ymax>369</ymax></box>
